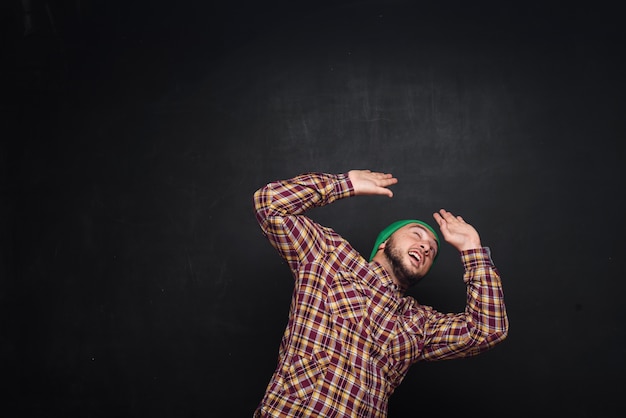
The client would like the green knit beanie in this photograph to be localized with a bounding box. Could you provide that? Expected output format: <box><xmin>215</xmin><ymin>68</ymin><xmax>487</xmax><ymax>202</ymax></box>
<box><xmin>369</xmin><ymin>219</ymin><xmax>440</xmax><ymax>261</ymax></box>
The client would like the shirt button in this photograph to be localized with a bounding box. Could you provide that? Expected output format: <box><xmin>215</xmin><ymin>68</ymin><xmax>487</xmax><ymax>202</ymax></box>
<box><xmin>384</xmin><ymin>307</ymin><xmax>389</xmax><ymax>312</ymax></box>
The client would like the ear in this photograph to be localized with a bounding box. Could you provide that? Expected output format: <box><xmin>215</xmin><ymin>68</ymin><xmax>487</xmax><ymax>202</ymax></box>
<box><xmin>378</xmin><ymin>240</ymin><xmax>387</xmax><ymax>251</ymax></box>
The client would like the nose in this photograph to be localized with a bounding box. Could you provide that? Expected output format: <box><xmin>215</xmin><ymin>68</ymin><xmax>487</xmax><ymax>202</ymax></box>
<box><xmin>420</xmin><ymin>240</ymin><xmax>438</xmax><ymax>258</ymax></box>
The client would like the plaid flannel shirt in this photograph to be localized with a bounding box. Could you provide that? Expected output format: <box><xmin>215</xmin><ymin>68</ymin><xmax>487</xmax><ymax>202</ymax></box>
<box><xmin>253</xmin><ymin>172</ymin><xmax>508</xmax><ymax>417</ymax></box>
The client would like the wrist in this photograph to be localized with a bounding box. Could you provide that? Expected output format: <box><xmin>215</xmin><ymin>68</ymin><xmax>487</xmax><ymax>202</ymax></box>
<box><xmin>457</xmin><ymin>241</ymin><xmax>482</xmax><ymax>252</ymax></box>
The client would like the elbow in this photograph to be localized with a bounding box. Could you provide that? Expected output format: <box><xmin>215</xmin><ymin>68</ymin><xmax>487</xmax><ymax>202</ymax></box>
<box><xmin>253</xmin><ymin>187</ymin><xmax>270</xmax><ymax>224</ymax></box>
<box><xmin>469</xmin><ymin>314</ymin><xmax>509</xmax><ymax>352</ymax></box>
<box><xmin>492</xmin><ymin>326</ymin><xmax>508</xmax><ymax>346</ymax></box>
<box><xmin>487</xmin><ymin>315</ymin><xmax>509</xmax><ymax>346</ymax></box>
<box><xmin>253</xmin><ymin>187</ymin><xmax>265</xmax><ymax>211</ymax></box>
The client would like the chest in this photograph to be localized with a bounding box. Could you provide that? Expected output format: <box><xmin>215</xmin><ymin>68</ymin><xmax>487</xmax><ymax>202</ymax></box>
<box><xmin>295</xmin><ymin>263</ymin><xmax>426</xmax><ymax>362</ymax></box>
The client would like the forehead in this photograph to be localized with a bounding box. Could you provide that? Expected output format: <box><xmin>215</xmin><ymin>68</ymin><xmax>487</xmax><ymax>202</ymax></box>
<box><xmin>398</xmin><ymin>224</ymin><xmax>437</xmax><ymax>241</ymax></box>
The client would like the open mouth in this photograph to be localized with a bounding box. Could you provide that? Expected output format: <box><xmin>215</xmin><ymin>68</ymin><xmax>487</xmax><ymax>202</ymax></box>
<box><xmin>408</xmin><ymin>251</ymin><xmax>422</xmax><ymax>266</ymax></box>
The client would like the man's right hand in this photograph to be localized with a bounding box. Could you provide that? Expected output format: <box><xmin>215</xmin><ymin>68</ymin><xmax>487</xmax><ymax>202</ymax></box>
<box><xmin>348</xmin><ymin>170</ymin><xmax>398</xmax><ymax>198</ymax></box>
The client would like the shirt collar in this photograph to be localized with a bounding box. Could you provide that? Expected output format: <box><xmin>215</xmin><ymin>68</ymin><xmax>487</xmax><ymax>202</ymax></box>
<box><xmin>369</xmin><ymin>260</ymin><xmax>402</xmax><ymax>294</ymax></box>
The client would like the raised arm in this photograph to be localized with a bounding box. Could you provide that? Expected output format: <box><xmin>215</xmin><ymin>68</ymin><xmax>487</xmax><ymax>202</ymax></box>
<box><xmin>253</xmin><ymin>170</ymin><xmax>398</xmax><ymax>274</ymax></box>
<box><xmin>252</xmin><ymin>172</ymin><xmax>350</xmax><ymax>272</ymax></box>
<box><xmin>420</xmin><ymin>210</ymin><xmax>508</xmax><ymax>360</ymax></box>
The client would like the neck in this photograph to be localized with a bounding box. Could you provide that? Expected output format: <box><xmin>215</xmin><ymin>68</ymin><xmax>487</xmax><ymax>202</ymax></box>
<box><xmin>372</xmin><ymin>254</ymin><xmax>405</xmax><ymax>292</ymax></box>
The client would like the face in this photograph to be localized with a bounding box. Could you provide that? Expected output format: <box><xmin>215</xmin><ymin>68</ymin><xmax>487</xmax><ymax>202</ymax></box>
<box><xmin>382</xmin><ymin>224</ymin><xmax>438</xmax><ymax>289</ymax></box>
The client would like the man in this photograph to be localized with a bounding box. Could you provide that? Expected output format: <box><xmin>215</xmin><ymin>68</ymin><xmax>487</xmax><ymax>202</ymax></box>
<box><xmin>253</xmin><ymin>169</ymin><xmax>508</xmax><ymax>417</ymax></box>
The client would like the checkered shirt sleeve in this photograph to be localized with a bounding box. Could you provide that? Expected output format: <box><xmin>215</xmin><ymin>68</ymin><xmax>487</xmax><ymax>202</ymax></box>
<box><xmin>419</xmin><ymin>248</ymin><xmax>509</xmax><ymax>361</ymax></box>
<box><xmin>253</xmin><ymin>172</ymin><xmax>353</xmax><ymax>274</ymax></box>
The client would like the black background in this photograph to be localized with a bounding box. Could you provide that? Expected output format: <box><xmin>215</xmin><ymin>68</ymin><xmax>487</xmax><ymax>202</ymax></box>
<box><xmin>3</xmin><ymin>1</ymin><xmax>625</xmax><ymax>417</ymax></box>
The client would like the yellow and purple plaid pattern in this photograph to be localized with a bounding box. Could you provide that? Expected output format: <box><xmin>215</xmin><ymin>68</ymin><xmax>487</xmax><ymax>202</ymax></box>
<box><xmin>253</xmin><ymin>173</ymin><xmax>508</xmax><ymax>417</ymax></box>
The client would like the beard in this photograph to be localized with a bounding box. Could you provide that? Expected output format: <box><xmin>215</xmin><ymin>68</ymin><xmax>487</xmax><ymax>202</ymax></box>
<box><xmin>383</xmin><ymin>236</ymin><xmax>425</xmax><ymax>290</ymax></box>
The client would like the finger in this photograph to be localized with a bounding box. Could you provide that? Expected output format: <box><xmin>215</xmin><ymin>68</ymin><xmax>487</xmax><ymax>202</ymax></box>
<box><xmin>440</xmin><ymin>209</ymin><xmax>466</xmax><ymax>224</ymax></box>
<box><xmin>433</xmin><ymin>212</ymin><xmax>445</xmax><ymax>227</ymax></box>
<box><xmin>372</xmin><ymin>173</ymin><xmax>397</xmax><ymax>187</ymax></box>
<box><xmin>439</xmin><ymin>209</ymin><xmax>456</xmax><ymax>220</ymax></box>
<box><xmin>372</xmin><ymin>172</ymin><xmax>395</xmax><ymax>181</ymax></box>
<box><xmin>379</xmin><ymin>177</ymin><xmax>398</xmax><ymax>187</ymax></box>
